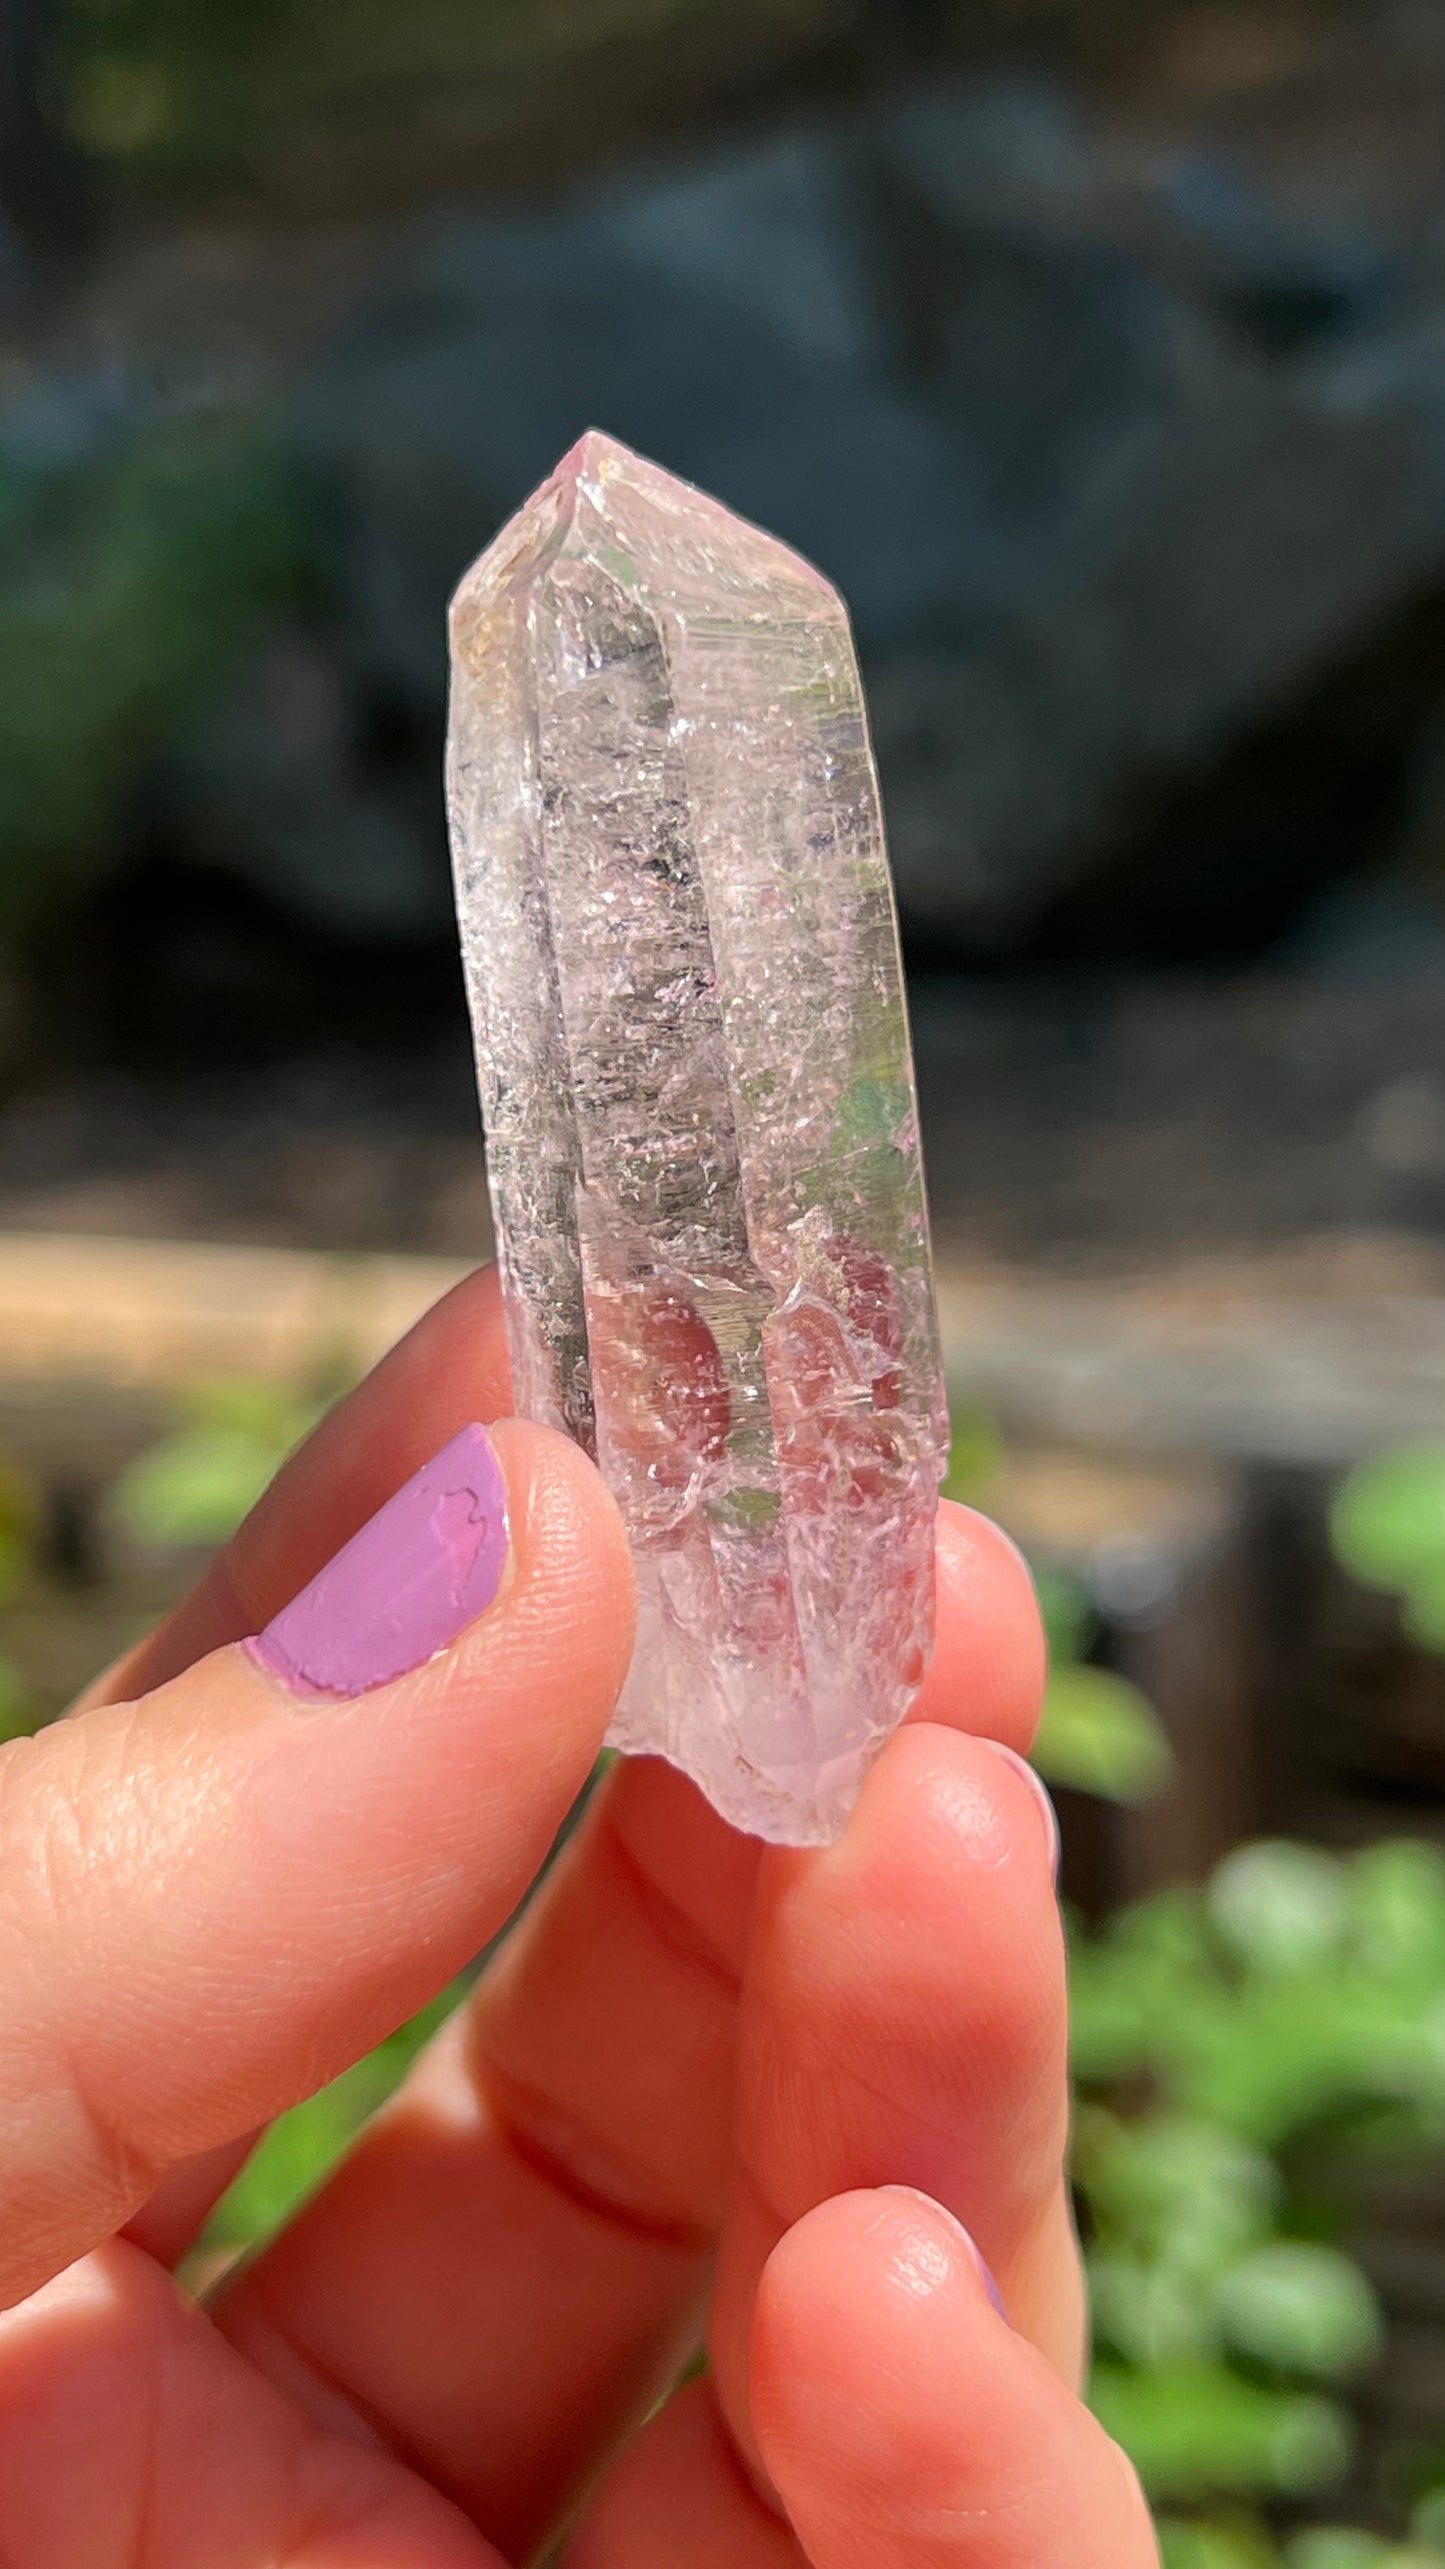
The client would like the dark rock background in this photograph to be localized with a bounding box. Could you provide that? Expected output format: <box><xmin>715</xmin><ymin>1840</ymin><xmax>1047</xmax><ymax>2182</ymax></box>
<box><xmin>1</xmin><ymin>0</ymin><xmax>1444</xmax><ymax>1269</ymax></box>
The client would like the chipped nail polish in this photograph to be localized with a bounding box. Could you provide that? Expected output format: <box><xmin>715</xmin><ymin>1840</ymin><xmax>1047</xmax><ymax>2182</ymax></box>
<box><xmin>247</xmin><ymin>1422</ymin><xmax>509</xmax><ymax>1699</ymax></box>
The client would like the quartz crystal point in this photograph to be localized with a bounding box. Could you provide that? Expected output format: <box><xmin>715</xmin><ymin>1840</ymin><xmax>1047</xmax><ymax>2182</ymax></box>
<box><xmin>446</xmin><ymin>431</ymin><xmax>948</xmax><ymax>1844</ymax></box>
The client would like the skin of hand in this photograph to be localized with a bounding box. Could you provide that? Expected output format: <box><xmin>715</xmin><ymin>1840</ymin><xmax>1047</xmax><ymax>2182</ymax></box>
<box><xmin>0</xmin><ymin>1264</ymin><xmax>1160</xmax><ymax>2568</ymax></box>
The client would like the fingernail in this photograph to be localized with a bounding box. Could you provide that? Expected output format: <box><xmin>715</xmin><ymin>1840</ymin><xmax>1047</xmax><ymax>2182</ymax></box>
<box><xmin>879</xmin><ymin>2187</ymin><xmax>1010</xmax><ymax>2322</ymax></box>
<box><xmin>247</xmin><ymin>1423</ymin><xmax>509</xmax><ymax>1699</ymax></box>
<box><xmin>981</xmin><ymin>1741</ymin><xmax>1060</xmax><ymax>1883</ymax></box>
<box><xmin>970</xmin><ymin>2237</ymin><xmax>1010</xmax><ymax>2322</ymax></box>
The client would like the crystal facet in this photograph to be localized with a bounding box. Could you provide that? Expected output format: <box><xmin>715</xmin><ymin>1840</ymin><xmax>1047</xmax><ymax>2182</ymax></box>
<box><xmin>446</xmin><ymin>431</ymin><xmax>948</xmax><ymax>1844</ymax></box>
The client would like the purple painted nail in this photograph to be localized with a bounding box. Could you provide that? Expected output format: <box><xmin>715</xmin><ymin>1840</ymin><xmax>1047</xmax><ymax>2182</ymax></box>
<box><xmin>983</xmin><ymin>1740</ymin><xmax>1061</xmax><ymax>1883</ymax></box>
<box><xmin>247</xmin><ymin>1423</ymin><xmax>509</xmax><ymax>1699</ymax></box>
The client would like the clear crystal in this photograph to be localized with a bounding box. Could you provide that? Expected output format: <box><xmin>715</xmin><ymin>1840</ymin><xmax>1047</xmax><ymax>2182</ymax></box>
<box><xmin>447</xmin><ymin>431</ymin><xmax>947</xmax><ymax>1844</ymax></box>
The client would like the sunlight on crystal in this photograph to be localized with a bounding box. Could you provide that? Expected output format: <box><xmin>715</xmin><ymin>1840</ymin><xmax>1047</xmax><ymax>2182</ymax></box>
<box><xmin>447</xmin><ymin>431</ymin><xmax>947</xmax><ymax>1844</ymax></box>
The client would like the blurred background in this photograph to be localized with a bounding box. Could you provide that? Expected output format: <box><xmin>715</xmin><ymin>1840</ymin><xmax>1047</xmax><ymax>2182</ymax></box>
<box><xmin>3</xmin><ymin>1</ymin><xmax>1445</xmax><ymax>2562</ymax></box>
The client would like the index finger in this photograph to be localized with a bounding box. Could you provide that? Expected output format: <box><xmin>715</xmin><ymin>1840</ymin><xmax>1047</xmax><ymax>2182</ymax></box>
<box><xmin>81</xmin><ymin>1262</ymin><xmax>516</xmax><ymax>1709</ymax></box>
<box><xmin>0</xmin><ymin>1411</ymin><xmax>634</xmax><ymax>2310</ymax></box>
<box><xmin>98</xmin><ymin>1260</ymin><xmax>518</xmax><ymax>2267</ymax></box>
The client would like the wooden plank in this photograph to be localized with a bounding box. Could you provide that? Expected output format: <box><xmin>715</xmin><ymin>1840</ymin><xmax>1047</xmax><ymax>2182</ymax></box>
<box><xmin>0</xmin><ymin>1233</ymin><xmax>471</xmax><ymax>1391</ymax></box>
<box><xmin>939</xmin><ymin>1271</ymin><xmax>1445</xmax><ymax>1468</ymax></box>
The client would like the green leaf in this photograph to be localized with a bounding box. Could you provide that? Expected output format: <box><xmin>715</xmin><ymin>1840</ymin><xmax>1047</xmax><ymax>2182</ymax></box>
<box><xmin>178</xmin><ymin>1377</ymin><xmax>322</xmax><ymax>1440</ymax></box>
<box><xmin>1090</xmin><ymin>2361</ymin><xmax>1352</xmax><ymax>2501</ymax></box>
<box><xmin>1090</xmin><ymin>2250</ymin><xmax>1221</xmax><ymax>2367</ymax></box>
<box><xmin>1079</xmin><ymin>2112</ymin><xmax>1278</xmax><ymax>2266</ymax></box>
<box><xmin>1068</xmin><ymin>1954</ymin><xmax>1158</xmax><ymax>2083</ymax></box>
<box><xmin>1033</xmin><ymin>1664</ymin><xmax>1173</xmax><ymax>1805</ymax></box>
<box><xmin>110</xmin><ymin>1377</ymin><xmax>324</xmax><ymax>1547</ymax></box>
<box><xmin>211</xmin><ymin>2057</ymin><xmax>386</xmax><ymax>2246</ymax></box>
<box><xmin>1032</xmin><ymin>1557</ymin><xmax>1096</xmax><ymax>1663</ymax></box>
<box><xmin>1404</xmin><ymin>1567</ymin><xmax>1445</xmax><ymax>1656</ymax></box>
<box><xmin>1411</xmin><ymin>2489</ymin><xmax>1445</xmax><ymax>2548</ymax></box>
<box><xmin>940</xmin><ymin>1399</ymin><xmax>1003</xmax><ymax>1506</ymax></box>
<box><xmin>0</xmin><ymin>1459</ymin><xmax>40</xmax><ymax>1603</ymax></box>
<box><xmin>0</xmin><ymin>407</ymin><xmax>311</xmax><ymax>931</ymax></box>
<box><xmin>111</xmin><ymin>1427</ymin><xmax>285</xmax><ymax>1546</ymax></box>
<box><xmin>1284</xmin><ymin>2539</ymin><xmax>1432</xmax><ymax>2569</ymax></box>
<box><xmin>208</xmin><ymin>1977</ymin><xmax>468</xmax><ymax>2251</ymax></box>
<box><xmin>1346</xmin><ymin>1843</ymin><xmax>1445</xmax><ymax>1985</ymax></box>
<box><xmin>1157</xmin><ymin>2519</ymin><xmax>1280</xmax><ymax>2569</ymax></box>
<box><xmin>1071</xmin><ymin>1836</ymin><xmax>1445</xmax><ymax>2538</ymax></box>
<box><xmin>1110</xmin><ymin>1888</ymin><xmax>1214</xmax><ymax>1972</ymax></box>
<box><xmin>1160</xmin><ymin>1970</ymin><xmax>1419</xmax><ymax>2147</ymax></box>
<box><xmin>1214</xmin><ymin>2245</ymin><xmax>1382</xmax><ymax>2383</ymax></box>
<box><xmin>1330</xmin><ymin>1446</ymin><xmax>1445</xmax><ymax>1599</ymax></box>
<box><xmin>1068</xmin><ymin>1893</ymin><xmax>1218</xmax><ymax>2084</ymax></box>
<box><xmin>1209</xmin><ymin>1844</ymin><xmax>1347</xmax><ymax>1978</ymax></box>
<box><xmin>0</xmin><ymin>1652</ymin><xmax>35</xmax><ymax>1743</ymax></box>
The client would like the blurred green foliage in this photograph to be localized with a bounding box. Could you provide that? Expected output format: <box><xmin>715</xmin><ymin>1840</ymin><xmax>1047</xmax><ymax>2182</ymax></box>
<box><xmin>205</xmin><ymin>1974</ymin><xmax>471</xmax><ymax>2250</ymax></box>
<box><xmin>1331</xmin><ymin>1446</ymin><xmax>1445</xmax><ymax>1655</ymax></box>
<box><xmin>939</xmin><ymin>1395</ymin><xmax>1004</xmax><ymax>1505</ymax></box>
<box><xmin>1160</xmin><ymin>2525</ymin><xmax>1445</xmax><ymax>2569</ymax></box>
<box><xmin>1285</xmin><ymin>2542</ymin><xmax>1445</xmax><ymax>2569</ymax></box>
<box><xmin>0</xmin><ymin>1657</ymin><xmax>36</xmax><ymax>1743</ymax></box>
<box><xmin>59</xmin><ymin>0</ymin><xmax>756</xmax><ymax>192</ymax></box>
<box><xmin>944</xmin><ymin>1399</ymin><xmax>1174</xmax><ymax>1806</ymax></box>
<box><xmin>0</xmin><ymin>397</ymin><xmax>311</xmax><ymax>934</ymax></box>
<box><xmin>1035</xmin><ymin>1655</ymin><xmax>1174</xmax><ymax>1803</ymax></box>
<box><xmin>1076</xmin><ymin>1837</ymin><xmax>1445</xmax><ymax>2559</ymax></box>
<box><xmin>109</xmin><ymin>1373</ymin><xmax>329</xmax><ymax>1548</ymax></box>
<box><xmin>0</xmin><ymin>1458</ymin><xmax>45</xmax><ymax>1737</ymax></box>
<box><xmin>0</xmin><ymin>1459</ymin><xmax>42</xmax><ymax>1598</ymax></box>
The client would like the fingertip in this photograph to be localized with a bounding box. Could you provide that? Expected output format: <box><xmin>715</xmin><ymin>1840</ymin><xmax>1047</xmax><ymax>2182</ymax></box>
<box><xmin>979</xmin><ymin>1739</ymin><xmax>1061</xmax><ymax>1883</ymax></box>
<box><xmin>829</xmin><ymin>1721</ymin><xmax>1061</xmax><ymax>1929</ymax></box>
<box><xmin>912</xmin><ymin>1500</ymin><xmax>1046</xmax><ymax>1753</ymax></box>
<box><xmin>284</xmin><ymin>1413</ymin><xmax>637</xmax><ymax>1839</ymax></box>
<box><xmin>485</xmin><ymin>1417</ymin><xmax>637</xmax><ymax>1715</ymax></box>
<box><xmin>752</xmin><ymin>2187</ymin><xmax>1000</xmax><ymax>2501</ymax></box>
<box><xmin>936</xmin><ymin>1501</ymin><xmax>1046</xmax><ymax>1737</ymax></box>
<box><xmin>234</xmin><ymin>1414</ymin><xmax>636</xmax><ymax>1747</ymax></box>
<box><xmin>94</xmin><ymin>1263</ymin><xmax>518</xmax><ymax>1704</ymax></box>
<box><xmin>752</xmin><ymin>2190</ymin><xmax>1154</xmax><ymax>2569</ymax></box>
<box><xmin>757</xmin><ymin>2183</ymin><xmax>996</xmax><ymax>2347</ymax></box>
<box><xmin>741</xmin><ymin>1723</ymin><xmax>1069</xmax><ymax>2238</ymax></box>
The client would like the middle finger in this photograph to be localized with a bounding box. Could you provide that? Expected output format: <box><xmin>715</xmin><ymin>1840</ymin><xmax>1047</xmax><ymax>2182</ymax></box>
<box><xmin>710</xmin><ymin>1719</ymin><xmax>1081</xmax><ymax>2489</ymax></box>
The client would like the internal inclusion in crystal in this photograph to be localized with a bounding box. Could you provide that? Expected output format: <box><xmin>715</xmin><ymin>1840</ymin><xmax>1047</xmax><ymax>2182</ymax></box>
<box><xmin>447</xmin><ymin>430</ymin><xmax>948</xmax><ymax>1844</ymax></box>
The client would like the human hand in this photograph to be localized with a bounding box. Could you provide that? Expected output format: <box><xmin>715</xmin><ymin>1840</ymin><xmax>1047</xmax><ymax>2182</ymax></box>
<box><xmin>0</xmin><ymin>1264</ymin><xmax>1159</xmax><ymax>2566</ymax></box>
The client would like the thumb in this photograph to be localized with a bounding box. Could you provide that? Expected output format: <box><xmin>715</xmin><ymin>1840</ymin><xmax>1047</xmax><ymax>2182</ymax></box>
<box><xmin>0</xmin><ymin>1418</ymin><xmax>634</xmax><ymax>2310</ymax></box>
